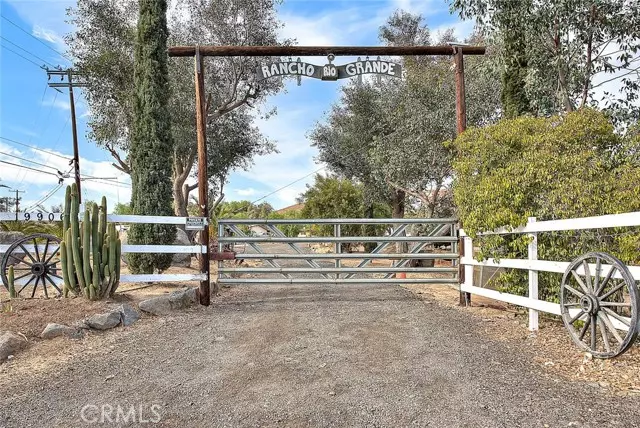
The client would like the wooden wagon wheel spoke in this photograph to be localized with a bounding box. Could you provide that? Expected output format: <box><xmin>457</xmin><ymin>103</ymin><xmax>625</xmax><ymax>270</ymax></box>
<box><xmin>597</xmin><ymin>316</ymin><xmax>611</xmax><ymax>353</ymax></box>
<box><xmin>595</xmin><ymin>266</ymin><xmax>616</xmax><ymax>296</ymax></box>
<box><xmin>17</xmin><ymin>275</ymin><xmax>36</xmax><ymax>294</ymax></box>
<box><xmin>599</xmin><ymin>313</ymin><xmax>624</xmax><ymax>344</ymax></box>
<box><xmin>2</xmin><ymin>233</ymin><xmax>62</xmax><ymax>298</ymax></box>
<box><xmin>43</xmin><ymin>242</ymin><xmax>60</xmax><ymax>265</ymax></box>
<box><xmin>44</xmin><ymin>275</ymin><xmax>62</xmax><ymax>294</ymax></box>
<box><xmin>7</xmin><ymin>253</ymin><xmax>32</xmax><ymax>266</ymax></box>
<box><xmin>31</xmin><ymin>277</ymin><xmax>40</xmax><ymax>298</ymax></box>
<box><xmin>32</xmin><ymin>238</ymin><xmax>41</xmax><ymax>262</ymax></box>
<box><xmin>18</xmin><ymin>243</ymin><xmax>38</xmax><ymax>264</ymax></box>
<box><xmin>560</xmin><ymin>252</ymin><xmax>639</xmax><ymax>359</ymax></box>
<box><xmin>571</xmin><ymin>270</ymin><xmax>590</xmax><ymax>295</ymax></box>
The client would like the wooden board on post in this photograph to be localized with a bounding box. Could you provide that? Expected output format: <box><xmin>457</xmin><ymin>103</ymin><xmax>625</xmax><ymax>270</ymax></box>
<box><xmin>195</xmin><ymin>47</ymin><xmax>211</xmax><ymax>306</ymax></box>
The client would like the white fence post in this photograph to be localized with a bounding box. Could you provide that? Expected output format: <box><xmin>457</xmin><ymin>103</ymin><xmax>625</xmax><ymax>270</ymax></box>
<box><xmin>464</xmin><ymin>234</ymin><xmax>473</xmax><ymax>291</ymax></box>
<box><xmin>527</xmin><ymin>217</ymin><xmax>539</xmax><ymax>331</ymax></box>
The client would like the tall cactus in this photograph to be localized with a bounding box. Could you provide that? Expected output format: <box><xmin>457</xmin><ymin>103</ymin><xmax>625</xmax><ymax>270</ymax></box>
<box><xmin>59</xmin><ymin>185</ymin><xmax>121</xmax><ymax>300</ymax></box>
<box><xmin>8</xmin><ymin>266</ymin><xmax>16</xmax><ymax>299</ymax></box>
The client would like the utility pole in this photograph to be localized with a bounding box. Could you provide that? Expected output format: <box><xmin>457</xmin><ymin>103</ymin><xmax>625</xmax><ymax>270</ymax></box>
<box><xmin>8</xmin><ymin>189</ymin><xmax>25</xmax><ymax>221</ymax></box>
<box><xmin>46</xmin><ymin>68</ymin><xmax>87</xmax><ymax>203</ymax></box>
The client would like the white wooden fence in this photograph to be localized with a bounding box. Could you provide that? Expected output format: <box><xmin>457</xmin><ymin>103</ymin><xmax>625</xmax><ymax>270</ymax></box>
<box><xmin>0</xmin><ymin>213</ymin><xmax>207</xmax><ymax>284</ymax></box>
<box><xmin>460</xmin><ymin>212</ymin><xmax>640</xmax><ymax>331</ymax></box>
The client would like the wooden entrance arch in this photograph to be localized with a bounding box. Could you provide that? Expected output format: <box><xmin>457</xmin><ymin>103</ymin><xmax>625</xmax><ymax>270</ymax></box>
<box><xmin>167</xmin><ymin>45</ymin><xmax>485</xmax><ymax>306</ymax></box>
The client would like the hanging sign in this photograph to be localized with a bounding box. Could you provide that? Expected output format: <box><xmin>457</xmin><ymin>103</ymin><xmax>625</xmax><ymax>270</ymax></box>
<box><xmin>256</xmin><ymin>55</ymin><xmax>402</xmax><ymax>82</ymax></box>
<box><xmin>185</xmin><ymin>217</ymin><xmax>206</xmax><ymax>230</ymax></box>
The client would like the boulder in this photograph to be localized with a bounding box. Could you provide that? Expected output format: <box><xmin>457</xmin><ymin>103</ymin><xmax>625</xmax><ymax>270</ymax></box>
<box><xmin>40</xmin><ymin>323</ymin><xmax>84</xmax><ymax>340</ymax></box>
<box><xmin>86</xmin><ymin>310</ymin><xmax>122</xmax><ymax>330</ymax></box>
<box><xmin>139</xmin><ymin>287</ymin><xmax>198</xmax><ymax>316</ymax></box>
<box><xmin>0</xmin><ymin>331</ymin><xmax>28</xmax><ymax>362</ymax></box>
<box><xmin>0</xmin><ymin>231</ymin><xmax>25</xmax><ymax>266</ymax></box>
<box><xmin>171</xmin><ymin>228</ymin><xmax>193</xmax><ymax>267</ymax></box>
<box><xmin>138</xmin><ymin>296</ymin><xmax>172</xmax><ymax>316</ymax></box>
<box><xmin>117</xmin><ymin>303</ymin><xmax>140</xmax><ymax>326</ymax></box>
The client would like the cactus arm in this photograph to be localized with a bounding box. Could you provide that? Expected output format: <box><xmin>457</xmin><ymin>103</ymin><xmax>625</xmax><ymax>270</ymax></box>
<box><xmin>64</xmin><ymin>229</ymin><xmax>78</xmax><ymax>294</ymax></box>
<box><xmin>82</xmin><ymin>210</ymin><xmax>92</xmax><ymax>290</ymax></box>
<box><xmin>63</xmin><ymin>186</ymin><xmax>71</xmax><ymax>234</ymax></box>
<box><xmin>60</xmin><ymin>240</ymin><xmax>69</xmax><ymax>298</ymax></box>
<box><xmin>8</xmin><ymin>266</ymin><xmax>16</xmax><ymax>298</ymax></box>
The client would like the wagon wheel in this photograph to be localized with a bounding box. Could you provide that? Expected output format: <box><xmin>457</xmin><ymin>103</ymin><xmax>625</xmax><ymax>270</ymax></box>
<box><xmin>560</xmin><ymin>252</ymin><xmax>640</xmax><ymax>358</ymax></box>
<box><xmin>1</xmin><ymin>233</ymin><xmax>63</xmax><ymax>298</ymax></box>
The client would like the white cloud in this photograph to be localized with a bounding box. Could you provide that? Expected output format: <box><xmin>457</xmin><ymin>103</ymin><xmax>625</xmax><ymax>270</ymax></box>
<box><xmin>43</xmin><ymin>97</ymin><xmax>70</xmax><ymax>111</ymax></box>
<box><xmin>235</xmin><ymin>188</ymin><xmax>258</xmax><ymax>197</ymax></box>
<box><xmin>432</xmin><ymin>19</ymin><xmax>476</xmax><ymax>41</ymax></box>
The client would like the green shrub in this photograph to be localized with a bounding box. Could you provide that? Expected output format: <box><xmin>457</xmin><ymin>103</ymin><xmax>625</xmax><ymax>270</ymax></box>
<box><xmin>451</xmin><ymin>109</ymin><xmax>640</xmax><ymax>301</ymax></box>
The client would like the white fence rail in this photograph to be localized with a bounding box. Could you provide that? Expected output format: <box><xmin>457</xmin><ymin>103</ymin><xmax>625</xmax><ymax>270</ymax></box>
<box><xmin>1</xmin><ymin>213</ymin><xmax>207</xmax><ymax>284</ymax></box>
<box><xmin>460</xmin><ymin>212</ymin><xmax>640</xmax><ymax>331</ymax></box>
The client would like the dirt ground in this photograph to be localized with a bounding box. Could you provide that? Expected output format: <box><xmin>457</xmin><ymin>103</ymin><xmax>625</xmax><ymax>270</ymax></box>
<box><xmin>1</xmin><ymin>280</ymin><xmax>640</xmax><ymax>427</ymax></box>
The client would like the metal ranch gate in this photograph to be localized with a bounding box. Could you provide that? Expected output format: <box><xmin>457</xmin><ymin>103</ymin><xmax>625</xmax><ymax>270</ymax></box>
<box><xmin>214</xmin><ymin>218</ymin><xmax>458</xmax><ymax>286</ymax></box>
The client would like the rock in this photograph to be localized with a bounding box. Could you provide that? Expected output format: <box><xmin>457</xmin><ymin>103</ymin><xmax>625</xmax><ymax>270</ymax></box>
<box><xmin>117</xmin><ymin>303</ymin><xmax>140</xmax><ymax>326</ymax></box>
<box><xmin>40</xmin><ymin>323</ymin><xmax>83</xmax><ymax>339</ymax></box>
<box><xmin>171</xmin><ymin>228</ymin><xmax>193</xmax><ymax>267</ymax></box>
<box><xmin>86</xmin><ymin>311</ymin><xmax>122</xmax><ymax>330</ymax></box>
<box><xmin>139</xmin><ymin>288</ymin><xmax>198</xmax><ymax>316</ymax></box>
<box><xmin>0</xmin><ymin>331</ymin><xmax>28</xmax><ymax>362</ymax></box>
<box><xmin>168</xmin><ymin>287</ymin><xmax>198</xmax><ymax>307</ymax></box>
<box><xmin>0</xmin><ymin>232</ymin><xmax>26</xmax><ymax>266</ymax></box>
<box><xmin>139</xmin><ymin>296</ymin><xmax>172</xmax><ymax>316</ymax></box>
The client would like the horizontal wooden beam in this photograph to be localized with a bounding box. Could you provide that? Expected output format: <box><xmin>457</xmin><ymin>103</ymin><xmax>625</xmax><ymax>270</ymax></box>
<box><xmin>168</xmin><ymin>45</ymin><xmax>486</xmax><ymax>57</ymax></box>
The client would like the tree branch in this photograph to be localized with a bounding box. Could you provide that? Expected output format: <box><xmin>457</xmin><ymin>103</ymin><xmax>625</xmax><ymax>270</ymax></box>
<box><xmin>105</xmin><ymin>143</ymin><xmax>131</xmax><ymax>174</ymax></box>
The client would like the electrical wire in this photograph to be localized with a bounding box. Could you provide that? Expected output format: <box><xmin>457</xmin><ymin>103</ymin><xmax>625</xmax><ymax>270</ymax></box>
<box><xmin>1</xmin><ymin>43</ymin><xmax>42</xmax><ymax>68</ymax></box>
<box><xmin>24</xmin><ymin>183</ymin><xmax>63</xmax><ymax>212</ymax></box>
<box><xmin>250</xmin><ymin>165</ymin><xmax>326</xmax><ymax>205</ymax></box>
<box><xmin>0</xmin><ymin>159</ymin><xmax>61</xmax><ymax>177</ymax></box>
<box><xmin>0</xmin><ymin>36</ymin><xmax>55</xmax><ymax>67</ymax></box>
<box><xmin>0</xmin><ymin>150</ymin><xmax>64</xmax><ymax>172</ymax></box>
<box><xmin>0</xmin><ymin>136</ymin><xmax>70</xmax><ymax>160</ymax></box>
<box><xmin>0</xmin><ymin>15</ymin><xmax>72</xmax><ymax>62</ymax></box>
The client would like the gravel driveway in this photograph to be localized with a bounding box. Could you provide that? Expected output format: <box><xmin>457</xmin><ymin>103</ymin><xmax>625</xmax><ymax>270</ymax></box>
<box><xmin>1</xmin><ymin>282</ymin><xmax>639</xmax><ymax>427</ymax></box>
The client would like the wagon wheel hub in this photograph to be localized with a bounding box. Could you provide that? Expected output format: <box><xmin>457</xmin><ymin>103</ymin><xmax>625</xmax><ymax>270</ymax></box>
<box><xmin>31</xmin><ymin>262</ymin><xmax>46</xmax><ymax>276</ymax></box>
<box><xmin>579</xmin><ymin>294</ymin><xmax>599</xmax><ymax>314</ymax></box>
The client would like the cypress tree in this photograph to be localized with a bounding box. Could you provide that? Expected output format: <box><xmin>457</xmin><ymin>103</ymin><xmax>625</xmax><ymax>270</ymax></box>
<box><xmin>128</xmin><ymin>0</ymin><xmax>176</xmax><ymax>273</ymax></box>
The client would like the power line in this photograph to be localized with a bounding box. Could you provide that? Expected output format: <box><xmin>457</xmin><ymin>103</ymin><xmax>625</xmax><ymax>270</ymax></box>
<box><xmin>1</xmin><ymin>43</ymin><xmax>43</xmax><ymax>68</ymax></box>
<box><xmin>24</xmin><ymin>183</ymin><xmax>63</xmax><ymax>212</ymax></box>
<box><xmin>0</xmin><ymin>150</ymin><xmax>65</xmax><ymax>173</ymax></box>
<box><xmin>0</xmin><ymin>35</ymin><xmax>55</xmax><ymax>67</ymax></box>
<box><xmin>250</xmin><ymin>165</ymin><xmax>326</xmax><ymax>205</ymax></box>
<box><xmin>0</xmin><ymin>136</ymin><xmax>71</xmax><ymax>160</ymax></box>
<box><xmin>0</xmin><ymin>14</ymin><xmax>72</xmax><ymax>62</ymax></box>
<box><xmin>0</xmin><ymin>159</ymin><xmax>62</xmax><ymax>178</ymax></box>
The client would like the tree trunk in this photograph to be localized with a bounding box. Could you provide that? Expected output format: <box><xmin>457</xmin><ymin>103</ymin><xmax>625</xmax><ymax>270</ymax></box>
<box><xmin>363</xmin><ymin>201</ymin><xmax>376</xmax><ymax>252</ymax></box>
<box><xmin>172</xmin><ymin>152</ymin><xmax>196</xmax><ymax>217</ymax></box>
<box><xmin>391</xmin><ymin>189</ymin><xmax>406</xmax><ymax>253</ymax></box>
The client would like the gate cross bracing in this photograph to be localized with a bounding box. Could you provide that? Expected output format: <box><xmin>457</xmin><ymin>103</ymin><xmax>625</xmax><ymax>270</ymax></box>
<box><xmin>215</xmin><ymin>218</ymin><xmax>459</xmax><ymax>285</ymax></box>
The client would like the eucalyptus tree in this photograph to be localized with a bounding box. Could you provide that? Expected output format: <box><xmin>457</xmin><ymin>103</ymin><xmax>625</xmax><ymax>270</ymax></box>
<box><xmin>451</xmin><ymin>0</ymin><xmax>640</xmax><ymax>123</ymax></box>
<box><xmin>67</xmin><ymin>0</ymin><xmax>287</xmax><ymax>216</ymax></box>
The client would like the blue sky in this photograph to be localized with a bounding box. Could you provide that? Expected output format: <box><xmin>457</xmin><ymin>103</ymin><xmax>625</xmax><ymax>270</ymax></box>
<box><xmin>0</xmin><ymin>0</ymin><xmax>472</xmax><ymax>212</ymax></box>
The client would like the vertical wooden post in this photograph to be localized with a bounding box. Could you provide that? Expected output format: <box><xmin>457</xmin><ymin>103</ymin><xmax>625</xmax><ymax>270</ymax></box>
<box><xmin>455</xmin><ymin>47</ymin><xmax>470</xmax><ymax>306</ymax></box>
<box><xmin>68</xmin><ymin>70</ymin><xmax>82</xmax><ymax>203</ymax></box>
<box><xmin>454</xmin><ymin>47</ymin><xmax>467</xmax><ymax>134</ymax></box>
<box><xmin>195</xmin><ymin>47</ymin><xmax>210</xmax><ymax>306</ymax></box>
